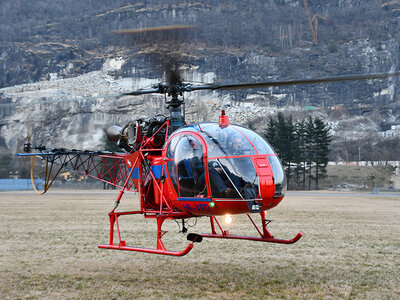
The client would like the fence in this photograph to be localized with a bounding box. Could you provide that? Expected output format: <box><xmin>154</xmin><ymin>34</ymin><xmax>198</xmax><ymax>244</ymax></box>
<box><xmin>373</xmin><ymin>187</ymin><xmax>400</xmax><ymax>194</ymax></box>
<box><xmin>0</xmin><ymin>179</ymin><xmax>43</xmax><ymax>191</ymax></box>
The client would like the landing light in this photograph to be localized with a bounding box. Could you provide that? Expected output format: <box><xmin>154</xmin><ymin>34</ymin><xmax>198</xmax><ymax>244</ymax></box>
<box><xmin>224</xmin><ymin>214</ymin><xmax>232</xmax><ymax>224</ymax></box>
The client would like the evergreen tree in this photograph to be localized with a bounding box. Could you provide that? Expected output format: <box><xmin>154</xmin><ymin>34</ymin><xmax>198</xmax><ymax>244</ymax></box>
<box><xmin>276</xmin><ymin>112</ymin><xmax>289</xmax><ymax>161</ymax></box>
<box><xmin>294</xmin><ymin>120</ymin><xmax>307</xmax><ymax>189</ymax></box>
<box><xmin>279</xmin><ymin>113</ymin><xmax>297</xmax><ymax>189</ymax></box>
<box><xmin>265</xmin><ymin>116</ymin><xmax>278</xmax><ymax>148</ymax></box>
<box><xmin>265</xmin><ymin>112</ymin><xmax>297</xmax><ymax>189</ymax></box>
<box><xmin>264</xmin><ymin>114</ymin><xmax>332</xmax><ymax>190</ymax></box>
<box><xmin>305</xmin><ymin>116</ymin><xmax>315</xmax><ymax>190</ymax></box>
<box><xmin>313</xmin><ymin>117</ymin><xmax>332</xmax><ymax>190</ymax></box>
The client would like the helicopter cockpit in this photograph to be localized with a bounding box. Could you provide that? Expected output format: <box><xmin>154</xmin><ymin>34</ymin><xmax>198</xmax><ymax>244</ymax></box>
<box><xmin>165</xmin><ymin>123</ymin><xmax>287</xmax><ymax>202</ymax></box>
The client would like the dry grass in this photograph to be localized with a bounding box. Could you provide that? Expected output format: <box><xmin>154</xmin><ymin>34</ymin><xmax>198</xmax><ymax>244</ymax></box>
<box><xmin>0</xmin><ymin>190</ymin><xmax>399</xmax><ymax>299</ymax></box>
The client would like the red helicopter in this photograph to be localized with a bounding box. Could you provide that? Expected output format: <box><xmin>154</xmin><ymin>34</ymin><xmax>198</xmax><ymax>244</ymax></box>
<box><xmin>18</xmin><ymin>67</ymin><xmax>400</xmax><ymax>256</ymax></box>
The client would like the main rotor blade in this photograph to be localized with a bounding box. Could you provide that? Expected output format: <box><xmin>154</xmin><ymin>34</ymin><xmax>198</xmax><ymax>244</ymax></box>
<box><xmin>122</xmin><ymin>88</ymin><xmax>161</xmax><ymax>96</ymax></box>
<box><xmin>4</xmin><ymin>72</ymin><xmax>399</xmax><ymax>108</ymax></box>
<box><xmin>112</xmin><ymin>25</ymin><xmax>195</xmax><ymax>35</ymax></box>
<box><xmin>0</xmin><ymin>93</ymin><xmax>133</xmax><ymax>108</ymax></box>
<box><xmin>114</xmin><ymin>24</ymin><xmax>193</xmax><ymax>87</ymax></box>
<box><xmin>189</xmin><ymin>72</ymin><xmax>400</xmax><ymax>91</ymax></box>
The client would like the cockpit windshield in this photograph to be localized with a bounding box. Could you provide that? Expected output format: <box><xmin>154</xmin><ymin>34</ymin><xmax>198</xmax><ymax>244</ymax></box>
<box><xmin>198</xmin><ymin>124</ymin><xmax>275</xmax><ymax>157</ymax></box>
<box><xmin>231</xmin><ymin>126</ymin><xmax>276</xmax><ymax>155</ymax></box>
<box><xmin>171</xmin><ymin>123</ymin><xmax>275</xmax><ymax>157</ymax></box>
<box><xmin>200</xmin><ymin>125</ymin><xmax>254</xmax><ymax>157</ymax></box>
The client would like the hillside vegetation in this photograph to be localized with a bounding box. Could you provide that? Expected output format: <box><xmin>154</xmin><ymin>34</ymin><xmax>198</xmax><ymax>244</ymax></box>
<box><xmin>0</xmin><ymin>0</ymin><xmax>399</xmax><ymax>169</ymax></box>
<box><xmin>1</xmin><ymin>0</ymin><xmax>399</xmax><ymax>88</ymax></box>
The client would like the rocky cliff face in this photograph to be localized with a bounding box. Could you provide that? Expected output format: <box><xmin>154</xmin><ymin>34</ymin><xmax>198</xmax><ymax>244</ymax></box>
<box><xmin>0</xmin><ymin>0</ymin><xmax>400</xmax><ymax>160</ymax></box>
<box><xmin>0</xmin><ymin>58</ymin><xmax>272</xmax><ymax>153</ymax></box>
<box><xmin>1</xmin><ymin>52</ymin><xmax>399</xmax><ymax>159</ymax></box>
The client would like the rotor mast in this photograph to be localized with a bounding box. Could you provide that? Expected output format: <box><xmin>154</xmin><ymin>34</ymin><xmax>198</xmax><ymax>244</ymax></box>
<box><xmin>165</xmin><ymin>84</ymin><xmax>185</xmax><ymax>132</ymax></box>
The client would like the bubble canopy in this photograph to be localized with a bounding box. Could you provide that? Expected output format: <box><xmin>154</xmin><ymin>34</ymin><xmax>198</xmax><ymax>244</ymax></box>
<box><xmin>173</xmin><ymin>123</ymin><xmax>276</xmax><ymax>157</ymax></box>
<box><xmin>165</xmin><ymin>123</ymin><xmax>286</xmax><ymax>199</ymax></box>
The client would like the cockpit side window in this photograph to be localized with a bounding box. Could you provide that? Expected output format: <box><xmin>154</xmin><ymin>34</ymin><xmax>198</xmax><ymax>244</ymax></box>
<box><xmin>208</xmin><ymin>157</ymin><xmax>259</xmax><ymax>199</ymax></box>
<box><xmin>267</xmin><ymin>155</ymin><xmax>287</xmax><ymax>197</ymax></box>
<box><xmin>174</xmin><ymin>135</ymin><xmax>207</xmax><ymax>197</ymax></box>
<box><xmin>166</xmin><ymin>135</ymin><xmax>181</xmax><ymax>195</ymax></box>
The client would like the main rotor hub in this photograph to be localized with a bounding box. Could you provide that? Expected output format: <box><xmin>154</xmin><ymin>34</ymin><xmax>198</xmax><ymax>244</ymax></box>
<box><xmin>156</xmin><ymin>82</ymin><xmax>187</xmax><ymax>131</ymax></box>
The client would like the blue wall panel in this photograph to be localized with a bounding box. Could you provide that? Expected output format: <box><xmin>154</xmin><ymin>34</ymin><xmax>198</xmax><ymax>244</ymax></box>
<box><xmin>0</xmin><ymin>179</ymin><xmax>43</xmax><ymax>191</ymax></box>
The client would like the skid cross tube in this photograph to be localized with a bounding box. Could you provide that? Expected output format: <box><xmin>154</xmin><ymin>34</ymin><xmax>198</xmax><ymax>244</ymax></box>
<box><xmin>202</xmin><ymin>211</ymin><xmax>302</xmax><ymax>244</ymax></box>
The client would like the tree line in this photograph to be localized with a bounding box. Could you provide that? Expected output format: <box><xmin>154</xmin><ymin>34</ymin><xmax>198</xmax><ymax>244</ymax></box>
<box><xmin>264</xmin><ymin>113</ymin><xmax>332</xmax><ymax>190</ymax></box>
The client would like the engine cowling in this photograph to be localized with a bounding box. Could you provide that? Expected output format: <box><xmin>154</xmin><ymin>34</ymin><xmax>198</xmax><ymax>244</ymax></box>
<box><xmin>107</xmin><ymin>125</ymin><xmax>123</xmax><ymax>143</ymax></box>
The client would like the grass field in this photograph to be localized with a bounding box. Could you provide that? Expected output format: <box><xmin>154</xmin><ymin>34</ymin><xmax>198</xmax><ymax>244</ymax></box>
<box><xmin>0</xmin><ymin>190</ymin><xmax>399</xmax><ymax>299</ymax></box>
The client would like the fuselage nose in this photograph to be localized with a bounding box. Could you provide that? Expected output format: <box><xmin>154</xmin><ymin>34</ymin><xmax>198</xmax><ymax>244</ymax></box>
<box><xmin>164</xmin><ymin>122</ymin><xmax>287</xmax><ymax>215</ymax></box>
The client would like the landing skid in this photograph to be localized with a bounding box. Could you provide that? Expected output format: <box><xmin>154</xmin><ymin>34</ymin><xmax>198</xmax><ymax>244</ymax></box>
<box><xmin>98</xmin><ymin>210</ymin><xmax>196</xmax><ymax>257</ymax></box>
<box><xmin>98</xmin><ymin>243</ymin><xmax>193</xmax><ymax>256</ymax></box>
<box><xmin>201</xmin><ymin>232</ymin><xmax>302</xmax><ymax>244</ymax></box>
<box><xmin>98</xmin><ymin>208</ymin><xmax>301</xmax><ymax>256</ymax></box>
<box><xmin>201</xmin><ymin>211</ymin><xmax>302</xmax><ymax>244</ymax></box>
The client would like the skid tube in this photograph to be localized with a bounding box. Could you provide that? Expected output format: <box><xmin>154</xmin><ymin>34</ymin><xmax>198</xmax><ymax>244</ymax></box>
<box><xmin>201</xmin><ymin>211</ymin><xmax>302</xmax><ymax>244</ymax></box>
<box><xmin>98</xmin><ymin>210</ymin><xmax>195</xmax><ymax>257</ymax></box>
